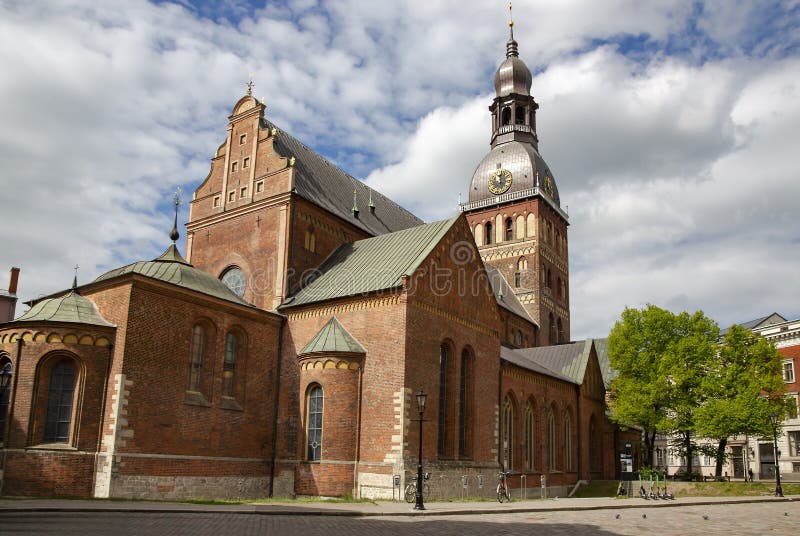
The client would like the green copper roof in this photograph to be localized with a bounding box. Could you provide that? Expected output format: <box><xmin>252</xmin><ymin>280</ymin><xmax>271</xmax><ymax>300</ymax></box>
<box><xmin>298</xmin><ymin>317</ymin><xmax>366</xmax><ymax>356</ymax></box>
<box><xmin>508</xmin><ymin>340</ymin><xmax>593</xmax><ymax>384</ymax></box>
<box><xmin>15</xmin><ymin>290</ymin><xmax>113</xmax><ymax>327</ymax></box>
<box><xmin>282</xmin><ymin>216</ymin><xmax>460</xmax><ymax>308</ymax></box>
<box><xmin>94</xmin><ymin>244</ymin><xmax>251</xmax><ymax>307</ymax></box>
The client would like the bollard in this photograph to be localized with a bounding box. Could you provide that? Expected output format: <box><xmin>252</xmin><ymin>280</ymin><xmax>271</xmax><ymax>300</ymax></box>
<box><xmin>520</xmin><ymin>474</ymin><xmax>527</xmax><ymax>500</ymax></box>
<box><xmin>540</xmin><ymin>474</ymin><xmax>547</xmax><ymax>499</ymax></box>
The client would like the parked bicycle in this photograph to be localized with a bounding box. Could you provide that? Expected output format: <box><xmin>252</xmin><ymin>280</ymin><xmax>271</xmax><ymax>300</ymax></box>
<box><xmin>497</xmin><ymin>471</ymin><xmax>512</xmax><ymax>503</ymax></box>
<box><xmin>404</xmin><ymin>472</ymin><xmax>431</xmax><ymax>503</ymax></box>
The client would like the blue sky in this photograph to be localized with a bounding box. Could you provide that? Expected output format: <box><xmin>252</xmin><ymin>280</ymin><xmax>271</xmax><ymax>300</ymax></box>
<box><xmin>1</xmin><ymin>0</ymin><xmax>799</xmax><ymax>338</ymax></box>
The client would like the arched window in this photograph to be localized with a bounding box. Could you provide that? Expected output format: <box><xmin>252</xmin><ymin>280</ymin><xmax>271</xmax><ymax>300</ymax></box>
<box><xmin>546</xmin><ymin>268</ymin><xmax>552</xmax><ymax>290</ymax></box>
<box><xmin>557</xmin><ymin>277</ymin><xmax>563</xmax><ymax>299</ymax></box>
<box><xmin>557</xmin><ymin>318</ymin><xmax>564</xmax><ymax>344</ymax></box>
<box><xmin>564</xmin><ymin>411</ymin><xmax>573</xmax><ymax>471</ymax></box>
<box><xmin>458</xmin><ymin>349</ymin><xmax>473</xmax><ymax>458</ymax></box>
<box><xmin>438</xmin><ymin>343</ymin><xmax>449</xmax><ymax>456</ymax></box>
<box><xmin>474</xmin><ymin>223</ymin><xmax>483</xmax><ymax>245</ymax></box>
<box><xmin>546</xmin><ymin>407</ymin><xmax>556</xmax><ymax>471</ymax></box>
<box><xmin>0</xmin><ymin>355</ymin><xmax>10</xmax><ymax>442</ymax></box>
<box><xmin>524</xmin><ymin>401</ymin><xmax>534</xmax><ymax>471</ymax></box>
<box><xmin>307</xmin><ymin>385</ymin><xmax>323</xmax><ymax>461</ymax></box>
<box><xmin>188</xmin><ymin>324</ymin><xmax>205</xmax><ymax>392</ymax></box>
<box><xmin>502</xmin><ymin>395</ymin><xmax>514</xmax><ymax>470</ymax></box>
<box><xmin>304</xmin><ymin>227</ymin><xmax>316</xmax><ymax>253</ymax></box>
<box><xmin>515</xmin><ymin>106</ymin><xmax>526</xmax><ymax>125</ymax></box>
<box><xmin>222</xmin><ymin>332</ymin><xmax>238</xmax><ymax>398</ymax></box>
<box><xmin>517</xmin><ymin>257</ymin><xmax>527</xmax><ymax>271</ymax></box>
<box><xmin>505</xmin><ymin>218</ymin><xmax>513</xmax><ymax>241</ymax></box>
<box><xmin>485</xmin><ymin>222</ymin><xmax>493</xmax><ymax>245</ymax></box>
<box><xmin>501</xmin><ymin>107</ymin><xmax>511</xmax><ymax>126</ymax></box>
<box><xmin>549</xmin><ymin>313</ymin><xmax>556</xmax><ymax>345</ymax></box>
<box><xmin>221</xmin><ymin>267</ymin><xmax>246</xmax><ymax>298</ymax></box>
<box><xmin>44</xmin><ymin>359</ymin><xmax>76</xmax><ymax>443</ymax></box>
<box><xmin>515</xmin><ymin>215</ymin><xmax>525</xmax><ymax>239</ymax></box>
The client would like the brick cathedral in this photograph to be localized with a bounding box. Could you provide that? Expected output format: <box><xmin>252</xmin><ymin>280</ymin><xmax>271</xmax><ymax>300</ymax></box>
<box><xmin>0</xmin><ymin>23</ymin><xmax>629</xmax><ymax>499</ymax></box>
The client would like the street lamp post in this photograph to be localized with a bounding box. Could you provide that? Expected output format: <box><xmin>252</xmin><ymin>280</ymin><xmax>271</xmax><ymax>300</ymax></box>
<box><xmin>769</xmin><ymin>412</ymin><xmax>783</xmax><ymax>497</ymax></box>
<box><xmin>414</xmin><ymin>388</ymin><xmax>427</xmax><ymax>510</ymax></box>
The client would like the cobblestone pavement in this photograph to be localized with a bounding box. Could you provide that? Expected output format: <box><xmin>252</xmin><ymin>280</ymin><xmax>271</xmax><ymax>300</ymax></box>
<box><xmin>1</xmin><ymin>501</ymin><xmax>798</xmax><ymax>535</ymax></box>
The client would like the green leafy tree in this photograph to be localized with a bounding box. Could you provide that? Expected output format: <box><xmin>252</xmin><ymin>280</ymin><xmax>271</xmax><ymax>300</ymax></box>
<box><xmin>608</xmin><ymin>305</ymin><xmax>719</xmax><ymax>474</ymax></box>
<box><xmin>694</xmin><ymin>324</ymin><xmax>787</xmax><ymax>478</ymax></box>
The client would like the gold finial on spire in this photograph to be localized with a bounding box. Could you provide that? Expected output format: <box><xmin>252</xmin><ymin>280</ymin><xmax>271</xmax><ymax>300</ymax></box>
<box><xmin>508</xmin><ymin>1</ymin><xmax>515</xmax><ymax>39</ymax></box>
<box><xmin>170</xmin><ymin>187</ymin><xmax>181</xmax><ymax>243</ymax></box>
<box><xmin>247</xmin><ymin>73</ymin><xmax>254</xmax><ymax>96</ymax></box>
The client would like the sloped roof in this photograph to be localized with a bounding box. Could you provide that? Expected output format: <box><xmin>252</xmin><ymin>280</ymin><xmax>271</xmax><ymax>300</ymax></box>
<box><xmin>501</xmin><ymin>346</ymin><xmax>576</xmax><ymax>383</ymax></box>
<box><xmin>282</xmin><ymin>216</ymin><xmax>459</xmax><ymax>309</ymax></box>
<box><xmin>720</xmin><ymin>312</ymin><xmax>787</xmax><ymax>336</ymax></box>
<box><xmin>509</xmin><ymin>340</ymin><xmax>593</xmax><ymax>384</ymax></box>
<box><xmin>15</xmin><ymin>290</ymin><xmax>113</xmax><ymax>327</ymax></box>
<box><xmin>592</xmin><ymin>337</ymin><xmax>617</xmax><ymax>388</ymax></box>
<box><xmin>485</xmin><ymin>265</ymin><xmax>536</xmax><ymax>325</ymax></box>
<box><xmin>264</xmin><ymin>119</ymin><xmax>422</xmax><ymax>236</ymax></box>
<box><xmin>94</xmin><ymin>244</ymin><xmax>252</xmax><ymax>307</ymax></box>
<box><xmin>298</xmin><ymin>317</ymin><xmax>366</xmax><ymax>356</ymax></box>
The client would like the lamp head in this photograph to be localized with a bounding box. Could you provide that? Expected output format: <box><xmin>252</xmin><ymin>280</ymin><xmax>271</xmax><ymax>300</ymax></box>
<box><xmin>770</xmin><ymin>412</ymin><xmax>778</xmax><ymax>427</ymax></box>
<box><xmin>416</xmin><ymin>388</ymin><xmax>427</xmax><ymax>413</ymax></box>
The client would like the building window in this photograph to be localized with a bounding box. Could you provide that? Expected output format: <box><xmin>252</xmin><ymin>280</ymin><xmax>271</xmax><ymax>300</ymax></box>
<box><xmin>307</xmin><ymin>385</ymin><xmax>323</xmax><ymax>461</ymax></box>
<box><xmin>793</xmin><ymin>462</ymin><xmax>800</xmax><ymax>473</ymax></box>
<box><xmin>458</xmin><ymin>349</ymin><xmax>473</xmax><ymax>458</ymax></box>
<box><xmin>239</xmin><ymin>133</ymin><xmax>246</xmax><ymax>144</ymax></box>
<box><xmin>505</xmin><ymin>218</ymin><xmax>513</xmax><ymax>241</ymax></box>
<box><xmin>546</xmin><ymin>407</ymin><xmax>556</xmax><ymax>471</ymax></box>
<box><xmin>787</xmin><ymin>394</ymin><xmax>799</xmax><ymax>419</ymax></box>
<box><xmin>228</xmin><ymin>191</ymin><xmax>235</xmax><ymax>202</ymax></box>
<box><xmin>243</xmin><ymin>157</ymin><xmax>250</xmax><ymax>168</ymax></box>
<box><xmin>221</xmin><ymin>267</ymin><xmax>246</xmax><ymax>298</ymax></box>
<box><xmin>240</xmin><ymin>186</ymin><xmax>247</xmax><ymax>198</ymax></box>
<box><xmin>549</xmin><ymin>313</ymin><xmax>556</xmax><ymax>344</ymax></box>
<box><xmin>789</xmin><ymin>431</ymin><xmax>800</xmax><ymax>457</ymax></box>
<box><xmin>518</xmin><ymin>257</ymin><xmax>527</xmax><ymax>271</ymax></box>
<box><xmin>304</xmin><ymin>228</ymin><xmax>316</xmax><ymax>253</ymax></box>
<box><xmin>783</xmin><ymin>360</ymin><xmax>795</xmax><ymax>383</ymax></box>
<box><xmin>222</xmin><ymin>333</ymin><xmax>238</xmax><ymax>398</ymax></box>
<box><xmin>213</xmin><ymin>196</ymin><xmax>221</xmax><ymax>208</ymax></box>
<box><xmin>557</xmin><ymin>318</ymin><xmax>564</xmax><ymax>344</ymax></box>
<box><xmin>514</xmin><ymin>330</ymin><xmax>522</xmax><ymax>346</ymax></box>
<box><xmin>188</xmin><ymin>324</ymin><xmax>205</xmax><ymax>392</ymax></box>
<box><xmin>232</xmin><ymin>161</ymin><xmax>238</xmax><ymax>172</ymax></box>
<box><xmin>485</xmin><ymin>222</ymin><xmax>493</xmax><ymax>245</ymax></box>
<box><xmin>524</xmin><ymin>402</ymin><xmax>534</xmax><ymax>471</ymax></box>
<box><xmin>502</xmin><ymin>395</ymin><xmax>514</xmax><ymax>470</ymax></box>
<box><xmin>43</xmin><ymin>359</ymin><xmax>76</xmax><ymax>443</ymax></box>
<box><xmin>0</xmin><ymin>355</ymin><xmax>10</xmax><ymax>442</ymax></box>
<box><xmin>514</xmin><ymin>272</ymin><xmax>521</xmax><ymax>287</ymax></box>
<box><xmin>501</xmin><ymin>107</ymin><xmax>511</xmax><ymax>126</ymax></box>
<box><xmin>256</xmin><ymin>181</ymin><xmax>264</xmax><ymax>193</ymax></box>
<box><xmin>438</xmin><ymin>343</ymin><xmax>449</xmax><ymax>456</ymax></box>
<box><xmin>564</xmin><ymin>411</ymin><xmax>572</xmax><ymax>471</ymax></box>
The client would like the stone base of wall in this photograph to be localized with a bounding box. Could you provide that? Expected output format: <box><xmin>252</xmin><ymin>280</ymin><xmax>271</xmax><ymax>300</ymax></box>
<box><xmin>272</xmin><ymin>466</ymin><xmax>295</xmax><ymax>498</ymax></box>
<box><xmin>109</xmin><ymin>475</ymin><xmax>271</xmax><ymax>500</ymax></box>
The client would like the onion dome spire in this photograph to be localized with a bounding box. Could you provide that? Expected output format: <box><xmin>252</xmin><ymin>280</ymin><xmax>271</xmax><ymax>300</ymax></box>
<box><xmin>506</xmin><ymin>1</ymin><xmax>519</xmax><ymax>58</ymax></box>
<box><xmin>170</xmin><ymin>188</ymin><xmax>181</xmax><ymax>243</ymax></box>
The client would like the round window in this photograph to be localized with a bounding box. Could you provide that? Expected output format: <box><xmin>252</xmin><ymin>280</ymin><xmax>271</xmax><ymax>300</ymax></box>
<box><xmin>221</xmin><ymin>267</ymin><xmax>246</xmax><ymax>298</ymax></box>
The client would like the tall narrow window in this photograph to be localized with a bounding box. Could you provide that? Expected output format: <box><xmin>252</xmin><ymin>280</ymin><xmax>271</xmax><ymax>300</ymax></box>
<box><xmin>232</xmin><ymin>161</ymin><xmax>238</xmax><ymax>172</ymax></box>
<box><xmin>514</xmin><ymin>272</ymin><xmax>521</xmax><ymax>287</ymax></box>
<box><xmin>44</xmin><ymin>360</ymin><xmax>76</xmax><ymax>443</ymax></box>
<box><xmin>501</xmin><ymin>107</ymin><xmax>511</xmax><ymax>126</ymax></box>
<box><xmin>564</xmin><ymin>411</ymin><xmax>572</xmax><ymax>471</ymax></box>
<box><xmin>502</xmin><ymin>395</ymin><xmax>514</xmax><ymax>470</ymax></box>
<box><xmin>515</xmin><ymin>106</ymin><xmax>526</xmax><ymax>125</ymax></box>
<box><xmin>438</xmin><ymin>344</ymin><xmax>449</xmax><ymax>456</ymax></box>
<box><xmin>524</xmin><ymin>402</ymin><xmax>534</xmax><ymax>471</ymax></box>
<box><xmin>223</xmin><ymin>332</ymin><xmax>238</xmax><ymax>397</ymax></box>
<box><xmin>546</xmin><ymin>408</ymin><xmax>556</xmax><ymax>471</ymax></box>
<box><xmin>557</xmin><ymin>318</ymin><xmax>564</xmax><ymax>344</ymax></box>
<box><xmin>485</xmin><ymin>222</ymin><xmax>493</xmax><ymax>245</ymax></box>
<box><xmin>304</xmin><ymin>228</ymin><xmax>316</xmax><ymax>253</ymax></box>
<box><xmin>0</xmin><ymin>357</ymin><xmax>9</xmax><ymax>442</ymax></box>
<box><xmin>549</xmin><ymin>313</ymin><xmax>556</xmax><ymax>345</ymax></box>
<box><xmin>458</xmin><ymin>349</ymin><xmax>473</xmax><ymax>457</ymax></box>
<box><xmin>188</xmin><ymin>324</ymin><xmax>205</xmax><ymax>392</ymax></box>
<box><xmin>307</xmin><ymin>385</ymin><xmax>323</xmax><ymax>461</ymax></box>
<box><xmin>505</xmin><ymin>218</ymin><xmax>513</xmax><ymax>241</ymax></box>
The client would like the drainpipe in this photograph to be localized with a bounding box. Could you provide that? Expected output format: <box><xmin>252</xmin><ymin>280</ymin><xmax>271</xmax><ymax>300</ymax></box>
<box><xmin>576</xmin><ymin>383</ymin><xmax>582</xmax><ymax>480</ymax></box>
<box><xmin>268</xmin><ymin>316</ymin><xmax>286</xmax><ymax>497</ymax></box>
<box><xmin>497</xmin><ymin>361</ymin><xmax>503</xmax><ymax>469</ymax></box>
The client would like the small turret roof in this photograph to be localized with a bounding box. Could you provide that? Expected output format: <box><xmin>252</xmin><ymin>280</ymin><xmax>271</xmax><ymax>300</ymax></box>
<box><xmin>15</xmin><ymin>289</ymin><xmax>113</xmax><ymax>327</ymax></box>
<box><xmin>298</xmin><ymin>317</ymin><xmax>366</xmax><ymax>356</ymax></box>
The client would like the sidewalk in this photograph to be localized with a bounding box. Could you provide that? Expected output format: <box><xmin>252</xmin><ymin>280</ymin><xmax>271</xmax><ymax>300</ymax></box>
<box><xmin>0</xmin><ymin>495</ymin><xmax>795</xmax><ymax>517</ymax></box>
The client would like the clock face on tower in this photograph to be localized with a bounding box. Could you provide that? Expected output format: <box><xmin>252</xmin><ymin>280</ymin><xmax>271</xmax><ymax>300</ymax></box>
<box><xmin>488</xmin><ymin>168</ymin><xmax>513</xmax><ymax>195</ymax></box>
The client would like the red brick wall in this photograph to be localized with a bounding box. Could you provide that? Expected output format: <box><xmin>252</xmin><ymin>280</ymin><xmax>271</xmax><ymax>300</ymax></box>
<box><xmin>3</xmin><ymin>450</ymin><xmax>95</xmax><ymax>497</ymax></box>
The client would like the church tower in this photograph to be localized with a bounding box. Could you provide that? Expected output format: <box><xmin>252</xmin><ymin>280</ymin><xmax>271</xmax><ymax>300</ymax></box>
<box><xmin>461</xmin><ymin>12</ymin><xmax>570</xmax><ymax>346</ymax></box>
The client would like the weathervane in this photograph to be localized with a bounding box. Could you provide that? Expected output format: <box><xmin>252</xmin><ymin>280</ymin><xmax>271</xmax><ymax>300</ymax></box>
<box><xmin>247</xmin><ymin>73</ymin><xmax>254</xmax><ymax>96</ymax></box>
<box><xmin>508</xmin><ymin>1</ymin><xmax>514</xmax><ymax>39</ymax></box>
<box><xmin>170</xmin><ymin>187</ymin><xmax>181</xmax><ymax>243</ymax></box>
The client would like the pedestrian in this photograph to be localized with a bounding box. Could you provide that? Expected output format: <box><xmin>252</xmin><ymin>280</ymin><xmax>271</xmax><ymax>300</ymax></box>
<box><xmin>748</xmin><ymin>468</ymin><xmax>753</xmax><ymax>482</ymax></box>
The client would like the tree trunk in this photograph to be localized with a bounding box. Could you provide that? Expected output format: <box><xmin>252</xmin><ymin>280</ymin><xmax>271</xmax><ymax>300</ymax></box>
<box><xmin>643</xmin><ymin>428</ymin><xmax>656</xmax><ymax>468</ymax></box>
<box><xmin>715</xmin><ymin>438</ymin><xmax>727</xmax><ymax>478</ymax></box>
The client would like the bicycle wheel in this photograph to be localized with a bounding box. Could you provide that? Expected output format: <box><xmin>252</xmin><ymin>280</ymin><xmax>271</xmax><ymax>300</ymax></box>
<box><xmin>497</xmin><ymin>483</ymin><xmax>507</xmax><ymax>503</ymax></box>
<box><xmin>404</xmin><ymin>483</ymin><xmax>416</xmax><ymax>503</ymax></box>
